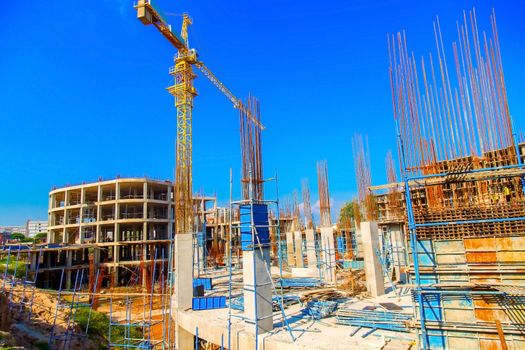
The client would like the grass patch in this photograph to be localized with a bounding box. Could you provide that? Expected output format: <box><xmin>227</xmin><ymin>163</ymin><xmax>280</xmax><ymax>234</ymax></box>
<box><xmin>75</xmin><ymin>307</ymin><xmax>144</xmax><ymax>348</ymax></box>
<box><xmin>0</xmin><ymin>258</ymin><xmax>27</xmax><ymax>279</ymax></box>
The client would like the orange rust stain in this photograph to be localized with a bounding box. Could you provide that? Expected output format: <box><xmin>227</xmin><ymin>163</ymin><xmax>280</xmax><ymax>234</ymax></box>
<box><xmin>464</xmin><ymin>237</ymin><xmax>496</xmax><ymax>250</ymax></box>
<box><xmin>466</xmin><ymin>252</ymin><xmax>497</xmax><ymax>263</ymax></box>
<box><xmin>474</xmin><ymin>298</ymin><xmax>500</xmax><ymax>308</ymax></box>
<box><xmin>471</xmin><ymin>278</ymin><xmax>502</xmax><ymax>284</ymax></box>
<box><xmin>497</xmin><ymin>236</ymin><xmax>525</xmax><ymax>250</ymax></box>
<box><xmin>479</xmin><ymin>339</ymin><xmax>500</xmax><ymax>350</ymax></box>
<box><xmin>497</xmin><ymin>251</ymin><xmax>524</xmax><ymax>263</ymax></box>
<box><xmin>474</xmin><ymin>308</ymin><xmax>509</xmax><ymax>323</ymax></box>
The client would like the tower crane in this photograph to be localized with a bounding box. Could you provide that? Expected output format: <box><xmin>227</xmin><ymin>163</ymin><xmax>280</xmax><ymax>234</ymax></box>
<box><xmin>135</xmin><ymin>0</ymin><xmax>264</xmax><ymax>234</ymax></box>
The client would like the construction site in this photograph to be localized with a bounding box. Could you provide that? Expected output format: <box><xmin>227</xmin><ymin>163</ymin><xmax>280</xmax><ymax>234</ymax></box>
<box><xmin>1</xmin><ymin>2</ymin><xmax>525</xmax><ymax>350</ymax></box>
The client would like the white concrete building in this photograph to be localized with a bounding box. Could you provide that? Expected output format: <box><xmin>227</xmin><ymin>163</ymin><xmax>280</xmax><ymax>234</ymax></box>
<box><xmin>26</xmin><ymin>220</ymin><xmax>47</xmax><ymax>238</ymax></box>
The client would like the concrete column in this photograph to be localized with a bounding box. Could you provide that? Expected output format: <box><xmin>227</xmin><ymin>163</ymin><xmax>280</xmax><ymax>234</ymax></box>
<box><xmin>142</xmin><ymin>244</ymin><xmax>148</xmax><ymax>288</ymax></box>
<box><xmin>143</xmin><ymin>182</ymin><xmax>148</xmax><ymax>242</ymax></box>
<box><xmin>167</xmin><ymin>185</ymin><xmax>173</xmax><ymax>239</ymax></box>
<box><xmin>285</xmin><ymin>231</ymin><xmax>295</xmax><ymax>266</ymax></box>
<box><xmin>175</xmin><ymin>233</ymin><xmax>193</xmax><ymax>309</ymax></box>
<box><xmin>30</xmin><ymin>251</ymin><xmax>38</xmax><ymax>273</ymax></box>
<box><xmin>243</xmin><ymin>248</ymin><xmax>273</xmax><ymax>335</ymax></box>
<box><xmin>193</xmin><ymin>234</ymin><xmax>204</xmax><ymax>272</ymax></box>
<box><xmin>176</xmin><ymin>325</ymin><xmax>194</xmax><ymax>350</ymax></box>
<box><xmin>354</xmin><ymin>224</ymin><xmax>364</xmax><ymax>259</ymax></box>
<box><xmin>294</xmin><ymin>231</ymin><xmax>304</xmax><ymax>268</ymax></box>
<box><xmin>47</xmin><ymin>195</ymin><xmax>53</xmax><ymax>243</ymax></box>
<box><xmin>390</xmin><ymin>223</ymin><xmax>407</xmax><ymax>283</ymax></box>
<box><xmin>79</xmin><ymin>188</ymin><xmax>85</xmax><ymax>244</ymax></box>
<box><xmin>96</xmin><ymin>185</ymin><xmax>101</xmax><ymax>243</ymax></box>
<box><xmin>320</xmin><ymin>227</ymin><xmax>336</xmax><ymax>283</ymax></box>
<box><xmin>113</xmin><ymin>245</ymin><xmax>119</xmax><ymax>286</ymax></box>
<box><xmin>361</xmin><ymin>221</ymin><xmax>385</xmax><ymax>297</ymax></box>
<box><xmin>65</xmin><ymin>251</ymin><xmax>72</xmax><ymax>290</ymax></box>
<box><xmin>175</xmin><ymin>233</ymin><xmax>194</xmax><ymax>350</ymax></box>
<box><xmin>305</xmin><ymin>229</ymin><xmax>317</xmax><ymax>268</ymax></box>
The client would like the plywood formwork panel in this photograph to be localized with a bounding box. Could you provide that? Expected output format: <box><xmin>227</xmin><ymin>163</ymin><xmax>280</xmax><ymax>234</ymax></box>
<box><xmin>435</xmin><ymin>240</ymin><xmax>466</xmax><ymax>265</ymax></box>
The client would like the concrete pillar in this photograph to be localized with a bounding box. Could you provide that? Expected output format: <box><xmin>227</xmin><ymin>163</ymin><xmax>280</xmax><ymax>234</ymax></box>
<box><xmin>176</xmin><ymin>324</ymin><xmax>194</xmax><ymax>350</ymax></box>
<box><xmin>320</xmin><ymin>227</ymin><xmax>336</xmax><ymax>283</ymax></box>
<box><xmin>361</xmin><ymin>221</ymin><xmax>385</xmax><ymax>297</ymax></box>
<box><xmin>294</xmin><ymin>231</ymin><xmax>304</xmax><ymax>268</ymax></box>
<box><xmin>390</xmin><ymin>224</ymin><xmax>407</xmax><ymax>283</ymax></box>
<box><xmin>30</xmin><ymin>251</ymin><xmax>38</xmax><ymax>273</ymax></box>
<box><xmin>175</xmin><ymin>233</ymin><xmax>193</xmax><ymax>309</ymax></box>
<box><xmin>65</xmin><ymin>251</ymin><xmax>72</xmax><ymax>290</ymax></box>
<box><xmin>243</xmin><ymin>248</ymin><xmax>273</xmax><ymax>335</ymax></box>
<box><xmin>175</xmin><ymin>233</ymin><xmax>194</xmax><ymax>350</ymax></box>
<box><xmin>142</xmin><ymin>244</ymin><xmax>148</xmax><ymax>289</ymax></box>
<box><xmin>96</xmin><ymin>185</ymin><xmax>102</xmax><ymax>243</ymax></box>
<box><xmin>113</xmin><ymin>245</ymin><xmax>119</xmax><ymax>286</ymax></box>
<box><xmin>285</xmin><ymin>231</ymin><xmax>295</xmax><ymax>266</ymax></box>
<box><xmin>305</xmin><ymin>229</ymin><xmax>317</xmax><ymax>268</ymax></box>
<box><xmin>354</xmin><ymin>224</ymin><xmax>364</xmax><ymax>259</ymax></box>
<box><xmin>167</xmin><ymin>185</ymin><xmax>173</xmax><ymax>239</ymax></box>
<box><xmin>193</xmin><ymin>234</ymin><xmax>204</xmax><ymax>272</ymax></box>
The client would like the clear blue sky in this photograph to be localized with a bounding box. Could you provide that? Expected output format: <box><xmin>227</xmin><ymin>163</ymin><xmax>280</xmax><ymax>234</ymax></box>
<box><xmin>1</xmin><ymin>1</ymin><xmax>524</xmax><ymax>225</ymax></box>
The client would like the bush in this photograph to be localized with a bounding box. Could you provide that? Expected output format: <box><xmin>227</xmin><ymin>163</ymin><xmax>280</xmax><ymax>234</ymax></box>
<box><xmin>0</xmin><ymin>258</ymin><xmax>27</xmax><ymax>278</ymax></box>
<box><xmin>75</xmin><ymin>307</ymin><xmax>143</xmax><ymax>347</ymax></box>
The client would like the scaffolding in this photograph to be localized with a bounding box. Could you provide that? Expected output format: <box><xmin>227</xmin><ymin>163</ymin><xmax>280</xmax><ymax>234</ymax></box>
<box><xmin>48</xmin><ymin>267</ymin><xmax>100</xmax><ymax>350</ymax></box>
<box><xmin>387</xmin><ymin>8</ymin><xmax>525</xmax><ymax>348</ymax></box>
<box><xmin>107</xmin><ymin>247</ymin><xmax>165</xmax><ymax>350</ymax></box>
<box><xmin>0</xmin><ymin>245</ymin><xmax>42</xmax><ymax>320</ymax></box>
<box><xmin>227</xmin><ymin>172</ymin><xmax>296</xmax><ymax>350</ymax></box>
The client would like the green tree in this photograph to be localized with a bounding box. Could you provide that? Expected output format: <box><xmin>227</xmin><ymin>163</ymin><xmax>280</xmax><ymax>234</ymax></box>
<box><xmin>10</xmin><ymin>232</ymin><xmax>26</xmax><ymax>241</ymax></box>
<box><xmin>34</xmin><ymin>232</ymin><xmax>47</xmax><ymax>243</ymax></box>
<box><xmin>339</xmin><ymin>200</ymin><xmax>360</xmax><ymax>228</ymax></box>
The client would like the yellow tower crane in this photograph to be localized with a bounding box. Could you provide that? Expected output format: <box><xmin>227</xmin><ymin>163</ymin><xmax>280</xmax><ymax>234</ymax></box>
<box><xmin>135</xmin><ymin>0</ymin><xmax>264</xmax><ymax>234</ymax></box>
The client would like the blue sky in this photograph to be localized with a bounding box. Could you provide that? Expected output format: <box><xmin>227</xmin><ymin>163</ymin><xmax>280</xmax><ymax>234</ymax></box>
<box><xmin>1</xmin><ymin>0</ymin><xmax>524</xmax><ymax>225</ymax></box>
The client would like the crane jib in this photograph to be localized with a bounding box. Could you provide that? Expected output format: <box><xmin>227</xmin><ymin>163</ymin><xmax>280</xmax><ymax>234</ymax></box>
<box><xmin>135</xmin><ymin>0</ymin><xmax>265</xmax><ymax>131</ymax></box>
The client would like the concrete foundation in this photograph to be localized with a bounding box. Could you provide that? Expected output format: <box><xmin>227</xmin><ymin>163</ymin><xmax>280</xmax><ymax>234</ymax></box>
<box><xmin>361</xmin><ymin>221</ymin><xmax>385</xmax><ymax>297</ymax></box>
<box><xmin>242</xmin><ymin>248</ymin><xmax>273</xmax><ymax>335</ymax></box>
<box><xmin>320</xmin><ymin>227</ymin><xmax>336</xmax><ymax>283</ymax></box>
<box><xmin>293</xmin><ymin>231</ymin><xmax>304</xmax><ymax>268</ymax></box>
<box><xmin>305</xmin><ymin>228</ymin><xmax>317</xmax><ymax>268</ymax></box>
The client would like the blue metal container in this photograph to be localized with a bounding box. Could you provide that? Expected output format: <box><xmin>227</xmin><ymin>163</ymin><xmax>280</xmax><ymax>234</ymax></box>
<box><xmin>239</xmin><ymin>204</ymin><xmax>270</xmax><ymax>251</ymax></box>
<box><xmin>192</xmin><ymin>296</ymin><xmax>226</xmax><ymax>310</ymax></box>
<box><xmin>193</xmin><ymin>277</ymin><xmax>213</xmax><ymax>290</ymax></box>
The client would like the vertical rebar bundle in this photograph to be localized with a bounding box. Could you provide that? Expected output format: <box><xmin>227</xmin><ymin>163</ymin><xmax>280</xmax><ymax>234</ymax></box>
<box><xmin>240</xmin><ymin>95</ymin><xmax>264</xmax><ymax>201</ymax></box>
<box><xmin>317</xmin><ymin>160</ymin><xmax>332</xmax><ymax>227</ymax></box>
<box><xmin>292</xmin><ymin>190</ymin><xmax>303</xmax><ymax>231</ymax></box>
<box><xmin>385</xmin><ymin>151</ymin><xmax>403</xmax><ymax>218</ymax></box>
<box><xmin>388</xmin><ymin>8</ymin><xmax>517</xmax><ymax>177</ymax></box>
<box><xmin>352</xmin><ymin>134</ymin><xmax>377</xmax><ymax>221</ymax></box>
<box><xmin>301</xmin><ymin>179</ymin><xmax>314</xmax><ymax>229</ymax></box>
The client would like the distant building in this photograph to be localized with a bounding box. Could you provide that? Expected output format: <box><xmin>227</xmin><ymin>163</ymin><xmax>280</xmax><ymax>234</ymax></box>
<box><xmin>0</xmin><ymin>225</ymin><xmax>27</xmax><ymax>235</ymax></box>
<box><xmin>26</xmin><ymin>220</ymin><xmax>47</xmax><ymax>238</ymax></box>
<box><xmin>46</xmin><ymin>177</ymin><xmax>173</xmax><ymax>287</ymax></box>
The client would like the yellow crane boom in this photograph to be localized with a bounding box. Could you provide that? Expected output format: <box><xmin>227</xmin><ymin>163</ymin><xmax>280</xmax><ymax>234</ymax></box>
<box><xmin>194</xmin><ymin>62</ymin><xmax>265</xmax><ymax>130</ymax></box>
<box><xmin>135</xmin><ymin>0</ymin><xmax>263</xmax><ymax>234</ymax></box>
<box><xmin>135</xmin><ymin>0</ymin><xmax>264</xmax><ymax>129</ymax></box>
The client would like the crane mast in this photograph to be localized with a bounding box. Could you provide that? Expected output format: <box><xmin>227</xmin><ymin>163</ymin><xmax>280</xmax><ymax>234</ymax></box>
<box><xmin>135</xmin><ymin>0</ymin><xmax>263</xmax><ymax>234</ymax></box>
<box><xmin>168</xmin><ymin>41</ymin><xmax>196</xmax><ymax>235</ymax></box>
